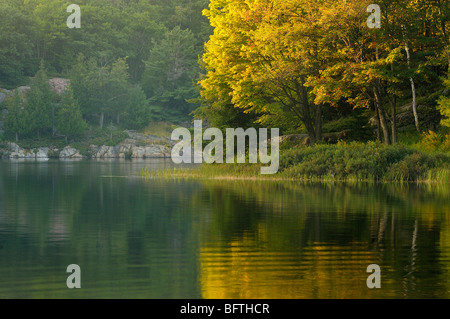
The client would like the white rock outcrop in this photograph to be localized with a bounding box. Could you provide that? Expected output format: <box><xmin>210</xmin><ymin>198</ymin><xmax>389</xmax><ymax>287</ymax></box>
<box><xmin>1</xmin><ymin>131</ymin><xmax>173</xmax><ymax>160</ymax></box>
<box><xmin>7</xmin><ymin>142</ymin><xmax>34</xmax><ymax>159</ymax></box>
<box><xmin>35</xmin><ymin>147</ymin><xmax>50</xmax><ymax>159</ymax></box>
<box><xmin>59</xmin><ymin>146</ymin><xmax>83</xmax><ymax>159</ymax></box>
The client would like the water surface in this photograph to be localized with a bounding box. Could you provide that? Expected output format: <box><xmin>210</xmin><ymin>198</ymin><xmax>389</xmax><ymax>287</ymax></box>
<box><xmin>0</xmin><ymin>160</ymin><xmax>449</xmax><ymax>298</ymax></box>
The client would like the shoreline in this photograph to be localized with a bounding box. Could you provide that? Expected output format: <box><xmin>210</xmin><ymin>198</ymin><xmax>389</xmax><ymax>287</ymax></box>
<box><xmin>1</xmin><ymin>155</ymin><xmax>448</xmax><ymax>184</ymax></box>
<box><xmin>0</xmin><ymin>143</ymin><xmax>172</xmax><ymax>160</ymax></box>
<box><xmin>146</xmin><ymin>169</ymin><xmax>450</xmax><ymax>184</ymax></box>
<box><xmin>2</xmin><ymin>140</ymin><xmax>449</xmax><ymax>184</ymax></box>
<box><xmin>143</xmin><ymin>141</ymin><xmax>450</xmax><ymax>184</ymax></box>
<box><xmin>0</xmin><ymin>130</ymin><xmax>174</xmax><ymax>160</ymax></box>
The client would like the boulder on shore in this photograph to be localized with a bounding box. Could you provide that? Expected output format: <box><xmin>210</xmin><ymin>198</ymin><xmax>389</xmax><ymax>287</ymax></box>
<box><xmin>35</xmin><ymin>147</ymin><xmax>50</xmax><ymax>159</ymax></box>
<box><xmin>59</xmin><ymin>146</ymin><xmax>83</xmax><ymax>159</ymax></box>
<box><xmin>90</xmin><ymin>145</ymin><xmax>119</xmax><ymax>158</ymax></box>
<box><xmin>89</xmin><ymin>143</ymin><xmax>171</xmax><ymax>159</ymax></box>
<box><xmin>7</xmin><ymin>142</ymin><xmax>35</xmax><ymax>159</ymax></box>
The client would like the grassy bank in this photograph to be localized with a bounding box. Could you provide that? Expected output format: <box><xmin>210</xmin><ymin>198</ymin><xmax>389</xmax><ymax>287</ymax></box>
<box><xmin>279</xmin><ymin>141</ymin><xmax>450</xmax><ymax>182</ymax></box>
<box><xmin>146</xmin><ymin>141</ymin><xmax>450</xmax><ymax>183</ymax></box>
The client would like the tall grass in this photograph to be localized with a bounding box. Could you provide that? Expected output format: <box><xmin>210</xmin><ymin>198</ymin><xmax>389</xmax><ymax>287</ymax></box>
<box><xmin>280</xmin><ymin>142</ymin><xmax>449</xmax><ymax>182</ymax></box>
<box><xmin>144</xmin><ymin>141</ymin><xmax>450</xmax><ymax>183</ymax></box>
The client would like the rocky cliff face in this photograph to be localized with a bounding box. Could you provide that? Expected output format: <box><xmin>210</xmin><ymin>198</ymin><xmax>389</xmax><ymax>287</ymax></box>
<box><xmin>0</xmin><ymin>78</ymin><xmax>69</xmax><ymax>101</ymax></box>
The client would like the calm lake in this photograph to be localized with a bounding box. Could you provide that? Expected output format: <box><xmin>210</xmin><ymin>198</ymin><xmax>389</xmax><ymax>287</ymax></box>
<box><xmin>0</xmin><ymin>159</ymin><xmax>449</xmax><ymax>298</ymax></box>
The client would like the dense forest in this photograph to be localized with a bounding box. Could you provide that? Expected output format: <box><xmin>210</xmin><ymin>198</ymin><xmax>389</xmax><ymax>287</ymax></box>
<box><xmin>196</xmin><ymin>0</ymin><xmax>449</xmax><ymax>145</ymax></box>
<box><xmin>0</xmin><ymin>0</ymin><xmax>211</xmax><ymax>140</ymax></box>
<box><xmin>0</xmin><ymin>0</ymin><xmax>449</xmax><ymax>148</ymax></box>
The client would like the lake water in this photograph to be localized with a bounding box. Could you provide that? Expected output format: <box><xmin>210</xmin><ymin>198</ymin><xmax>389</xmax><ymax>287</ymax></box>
<box><xmin>0</xmin><ymin>159</ymin><xmax>449</xmax><ymax>298</ymax></box>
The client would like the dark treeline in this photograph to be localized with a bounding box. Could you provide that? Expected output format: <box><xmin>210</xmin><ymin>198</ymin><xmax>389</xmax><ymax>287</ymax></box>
<box><xmin>0</xmin><ymin>0</ymin><xmax>211</xmax><ymax>141</ymax></box>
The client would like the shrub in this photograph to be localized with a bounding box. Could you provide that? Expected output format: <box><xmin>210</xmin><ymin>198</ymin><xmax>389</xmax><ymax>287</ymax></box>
<box><xmin>442</xmin><ymin>134</ymin><xmax>450</xmax><ymax>153</ymax></box>
<box><xmin>385</xmin><ymin>153</ymin><xmax>434</xmax><ymax>181</ymax></box>
<box><xmin>280</xmin><ymin>142</ymin><xmax>417</xmax><ymax>180</ymax></box>
<box><xmin>417</xmin><ymin>130</ymin><xmax>441</xmax><ymax>152</ymax></box>
<box><xmin>415</xmin><ymin>130</ymin><xmax>450</xmax><ymax>153</ymax></box>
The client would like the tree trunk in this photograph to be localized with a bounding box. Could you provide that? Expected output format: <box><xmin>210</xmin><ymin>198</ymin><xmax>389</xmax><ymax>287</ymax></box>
<box><xmin>116</xmin><ymin>112</ymin><xmax>120</xmax><ymax>125</ymax></box>
<box><xmin>304</xmin><ymin>120</ymin><xmax>317</xmax><ymax>144</ymax></box>
<box><xmin>373</xmin><ymin>85</ymin><xmax>390</xmax><ymax>145</ymax></box>
<box><xmin>15</xmin><ymin>132</ymin><xmax>18</xmax><ymax>143</ymax></box>
<box><xmin>409</xmin><ymin>77</ymin><xmax>419</xmax><ymax>131</ymax></box>
<box><xmin>388</xmin><ymin>64</ymin><xmax>398</xmax><ymax>144</ymax></box>
<box><xmin>391</xmin><ymin>95</ymin><xmax>398</xmax><ymax>144</ymax></box>
<box><xmin>297</xmin><ymin>80</ymin><xmax>318</xmax><ymax>143</ymax></box>
<box><xmin>65</xmin><ymin>135</ymin><xmax>68</xmax><ymax>145</ymax></box>
<box><xmin>373</xmin><ymin>42</ymin><xmax>389</xmax><ymax>143</ymax></box>
<box><xmin>402</xmin><ymin>25</ymin><xmax>420</xmax><ymax>132</ymax></box>
<box><xmin>384</xmin><ymin>81</ymin><xmax>398</xmax><ymax>144</ymax></box>
<box><xmin>315</xmin><ymin>104</ymin><xmax>322</xmax><ymax>142</ymax></box>
<box><xmin>100</xmin><ymin>112</ymin><xmax>104</xmax><ymax>129</ymax></box>
<box><xmin>375</xmin><ymin>106</ymin><xmax>382</xmax><ymax>142</ymax></box>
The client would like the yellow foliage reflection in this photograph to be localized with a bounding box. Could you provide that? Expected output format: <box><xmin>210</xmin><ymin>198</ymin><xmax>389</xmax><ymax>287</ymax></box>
<box><xmin>200</xmin><ymin>235</ymin><xmax>383</xmax><ymax>299</ymax></box>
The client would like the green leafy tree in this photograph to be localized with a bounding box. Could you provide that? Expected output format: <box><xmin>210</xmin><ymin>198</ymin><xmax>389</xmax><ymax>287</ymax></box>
<box><xmin>121</xmin><ymin>10</ymin><xmax>168</xmax><ymax>83</ymax></box>
<box><xmin>3</xmin><ymin>93</ymin><xmax>30</xmax><ymax>142</ymax></box>
<box><xmin>312</xmin><ymin>0</ymin><xmax>448</xmax><ymax>143</ymax></box>
<box><xmin>29</xmin><ymin>0</ymin><xmax>68</xmax><ymax>66</ymax></box>
<box><xmin>1</xmin><ymin>0</ymin><xmax>213</xmax><ymax>127</ymax></box>
<box><xmin>107</xmin><ymin>59</ymin><xmax>130</xmax><ymax>126</ymax></box>
<box><xmin>166</xmin><ymin>0</ymin><xmax>212</xmax><ymax>47</ymax></box>
<box><xmin>122</xmin><ymin>85</ymin><xmax>151</xmax><ymax>130</ymax></box>
<box><xmin>56</xmin><ymin>87</ymin><xmax>87</xmax><ymax>143</ymax></box>
<box><xmin>70</xmin><ymin>54</ymin><xmax>92</xmax><ymax>118</ymax></box>
<box><xmin>199</xmin><ymin>0</ymin><xmax>448</xmax><ymax>144</ymax></box>
<box><xmin>70</xmin><ymin>55</ymin><xmax>129</xmax><ymax>129</ymax></box>
<box><xmin>200</xmin><ymin>0</ymin><xmax>338</xmax><ymax>142</ymax></box>
<box><xmin>141</xmin><ymin>26</ymin><xmax>199</xmax><ymax>122</ymax></box>
<box><xmin>26</xmin><ymin>62</ymin><xmax>54</xmax><ymax>138</ymax></box>
<box><xmin>0</xmin><ymin>3</ymin><xmax>36</xmax><ymax>87</ymax></box>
